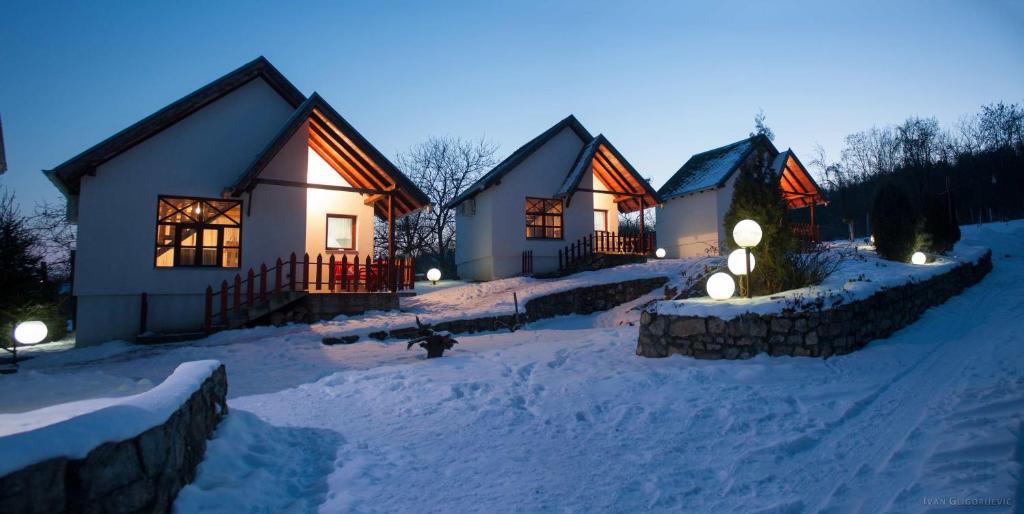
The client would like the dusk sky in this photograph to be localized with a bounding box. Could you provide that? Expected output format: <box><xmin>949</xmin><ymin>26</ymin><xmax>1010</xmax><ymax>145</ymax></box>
<box><xmin>1</xmin><ymin>0</ymin><xmax>1021</xmax><ymax>210</ymax></box>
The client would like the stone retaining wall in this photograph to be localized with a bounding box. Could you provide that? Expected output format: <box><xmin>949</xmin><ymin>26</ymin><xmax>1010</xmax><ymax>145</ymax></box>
<box><xmin>0</xmin><ymin>365</ymin><xmax>228</xmax><ymax>514</ymax></box>
<box><xmin>637</xmin><ymin>251</ymin><xmax>992</xmax><ymax>359</ymax></box>
<box><xmin>372</xmin><ymin>276</ymin><xmax>668</xmax><ymax>340</ymax></box>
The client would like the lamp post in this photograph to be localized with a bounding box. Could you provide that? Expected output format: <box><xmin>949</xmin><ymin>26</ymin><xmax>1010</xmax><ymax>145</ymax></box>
<box><xmin>732</xmin><ymin>219</ymin><xmax>762</xmax><ymax>299</ymax></box>
<box><xmin>5</xmin><ymin>321</ymin><xmax>48</xmax><ymax>372</ymax></box>
<box><xmin>426</xmin><ymin>268</ymin><xmax>442</xmax><ymax>285</ymax></box>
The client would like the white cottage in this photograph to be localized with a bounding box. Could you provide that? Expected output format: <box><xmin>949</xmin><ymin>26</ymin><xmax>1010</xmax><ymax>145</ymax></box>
<box><xmin>655</xmin><ymin>134</ymin><xmax>827</xmax><ymax>257</ymax></box>
<box><xmin>46</xmin><ymin>57</ymin><xmax>429</xmax><ymax>345</ymax></box>
<box><xmin>447</xmin><ymin>116</ymin><xmax>660</xmax><ymax>281</ymax></box>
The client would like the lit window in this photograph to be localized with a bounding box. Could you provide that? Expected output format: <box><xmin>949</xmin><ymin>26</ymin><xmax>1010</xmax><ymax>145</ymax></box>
<box><xmin>525</xmin><ymin>197</ymin><xmax>563</xmax><ymax>239</ymax></box>
<box><xmin>155</xmin><ymin>196</ymin><xmax>241</xmax><ymax>268</ymax></box>
<box><xmin>326</xmin><ymin>214</ymin><xmax>356</xmax><ymax>250</ymax></box>
<box><xmin>594</xmin><ymin>209</ymin><xmax>608</xmax><ymax>232</ymax></box>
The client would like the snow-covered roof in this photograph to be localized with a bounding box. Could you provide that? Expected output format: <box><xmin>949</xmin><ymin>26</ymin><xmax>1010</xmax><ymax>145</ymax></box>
<box><xmin>658</xmin><ymin>135</ymin><xmax>775</xmax><ymax>201</ymax></box>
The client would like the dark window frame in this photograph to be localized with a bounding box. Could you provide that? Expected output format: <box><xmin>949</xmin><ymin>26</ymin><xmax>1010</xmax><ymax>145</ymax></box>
<box><xmin>525</xmin><ymin>197</ymin><xmax>564</xmax><ymax>240</ymax></box>
<box><xmin>325</xmin><ymin>214</ymin><xmax>357</xmax><ymax>251</ymax></box>
<box><xmin>154</xmin><ymin>195</ymin><xmax>242</xmax><ymax>269</ymax></box>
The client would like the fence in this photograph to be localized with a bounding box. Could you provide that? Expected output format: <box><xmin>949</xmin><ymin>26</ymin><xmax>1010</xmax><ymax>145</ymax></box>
<box><xmin>558</xmin><ymin>232</ymin><xmax>655</xmax><ymax>272</ymax></box>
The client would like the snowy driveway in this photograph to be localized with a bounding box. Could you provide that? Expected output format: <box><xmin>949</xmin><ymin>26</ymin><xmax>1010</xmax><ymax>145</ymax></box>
<box><xmin>176</xmin><ymin>224</ymin><xmax>1023</xmax><ymax>512</ymax></box>
<box><xmin>4</xmin><ymin>223</ymin><xmax>1022</xmax><ymax>513</ymax></box>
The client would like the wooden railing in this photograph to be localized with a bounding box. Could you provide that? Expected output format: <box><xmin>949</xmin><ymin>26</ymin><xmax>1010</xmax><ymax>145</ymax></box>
<box><xmin>203</xmin><ymin>252</ymin><xmax>414</xmax><ymax>331</ymax></box>
<box><xmin>792</xmin><ymin>223</ymin><xmax>820</xmax><ymax>243</ymax></box>
<box><xmin>558</xmin><ymin>232</ymin><xmax>655</xmax><ymax>272</ymax></box>
<box><xmin>521</xmin><ymin>250</ymin><xmax>534</xmax><ymax>275</ymax></box>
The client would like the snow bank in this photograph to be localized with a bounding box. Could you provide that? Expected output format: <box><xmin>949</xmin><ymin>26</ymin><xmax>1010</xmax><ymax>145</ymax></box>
<box><xmin>0</xmin><ymin>360</ymin><xmax>221</xmax><ymax>476</ymax></box>
<box><xmin>655</xmin><ymin>243</ymin><xmax>990</xmax><ymax>320</ymax></box>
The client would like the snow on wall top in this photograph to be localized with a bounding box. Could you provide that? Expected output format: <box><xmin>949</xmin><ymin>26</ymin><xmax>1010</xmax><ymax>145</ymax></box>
<box><xmin>0</xmin><ymin>360</ymin><xmax>221</xmax><ymax>476</ymax></box>
<box><xmin>654</xmin><ymin>243</ymin><xmax>991</xmax><ymax>321</ymax></box>
<box><xmin>657</xmin><ymin>136</ymin><xmax>759</xmax><ymax>201</ymax></box>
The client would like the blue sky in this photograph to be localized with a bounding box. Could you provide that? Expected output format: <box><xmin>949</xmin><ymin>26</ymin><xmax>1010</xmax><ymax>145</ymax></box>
<box><xmin>1</xmin><ymin>1</ymin><xmax>1021</xmax><ymax>211</ymax></box>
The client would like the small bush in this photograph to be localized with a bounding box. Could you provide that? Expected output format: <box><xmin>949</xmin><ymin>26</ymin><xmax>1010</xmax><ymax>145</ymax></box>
<box><xmin>871</xmin><ymin>183</ymin><xmax>918</xmax><ymax>262</ymax></box>
<box><xmin>920</xmin><ymin>194</ymin><xmax>961</xmax><ymax>254</ymax></box>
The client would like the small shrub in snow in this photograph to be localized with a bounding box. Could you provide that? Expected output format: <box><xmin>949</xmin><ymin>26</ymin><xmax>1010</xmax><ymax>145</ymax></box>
<box><xmin>406</xmin><ymin>317</ymin><xmax>458</xmax><ymax>358</ymax></box>
<box><xmin>919</xmin><ymin>194</ymin><xmax>961</xmax><ymax>254</ymax></box>
<box><xmin>871</xmin><ymin>182</ymin><xmax>919</xmax><ymax>262</ymax></box>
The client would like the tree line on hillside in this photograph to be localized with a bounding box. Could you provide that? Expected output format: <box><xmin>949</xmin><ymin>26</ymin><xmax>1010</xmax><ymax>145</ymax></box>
<box><xmin>805</xmin><ymin>101</ymin><xmax>1024</xmax><ymax>240</ymax></box>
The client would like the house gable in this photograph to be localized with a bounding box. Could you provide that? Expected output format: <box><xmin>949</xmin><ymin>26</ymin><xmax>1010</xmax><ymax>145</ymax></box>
<box><xmin>658</xmin><ymin>134</ymin><xmax>778</xmax><ymax>201</ymax></box>
<box><xmin>444</xmin><ymin>115</ymin><xmax>592</xmax><ymax>210</ymax></box>
<box><xmin>44</xmin><ymin>56</ymin><xmax>305</xmax><ymax>199</ymax></box>
<box><xmin>557</xmin><ymin>134</ymin><xmax>660</xmax><ymax>213</ymax></box>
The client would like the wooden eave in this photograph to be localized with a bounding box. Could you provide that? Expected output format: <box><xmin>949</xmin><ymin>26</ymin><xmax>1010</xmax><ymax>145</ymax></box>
<box><xmin>231</xmin><ymin>93</ymin><xmax>429</xmax><ymax>219</ymax></box>
<box><xmin>777</xmin><ymin>150</ymin><xmax>828</xmax><ymax>209</ymax></box>
<box><xmin>562</xmin><ymin>135</ymin><xmax>660</xmax><ymax>212</ymax></box>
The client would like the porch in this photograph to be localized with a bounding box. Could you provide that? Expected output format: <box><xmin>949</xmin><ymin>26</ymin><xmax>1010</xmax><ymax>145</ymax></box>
<box><xmin>776</xmin><ymin>150</ymin><xmax>828</xmax><ymax>243</ymax></box>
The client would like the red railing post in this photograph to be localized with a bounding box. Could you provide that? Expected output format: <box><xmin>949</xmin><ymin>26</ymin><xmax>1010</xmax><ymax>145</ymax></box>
<box><xmin>233</xmin><ymin>274</ymin><xmax>241</xmax><ymax>311</ymax></box>
<box><xmin>302</xmin><ymin>253</ymin><xmax>310</xmax><ymax>291</ymax></box>
<box><xmin>259</xmin><ymin>263</ymin><xmax>268</xmax><ymax>301</ymax></box>
<box><xmin>275</xmin><ymin>258</ymin><xmax>283</xmax><ymax>293</ymax></box>
<box><xmin>396</xmin><ymin>258</ymin><xmax>404</xmax><ymax>291</ymax></box>
<box><xmin>353</xmin><ymin>256</ymin><xmax>361</xmax><ymax>291</ymax></box>
<box><xmin>204</xmin><ymin>286</ymin><xmax>212</xmax><ymax>332</ymax></box>
<box><xmin>328</xmin><ymin>254</ymin><xmax>336</xmax><ymax>292</ymax></box>
<box><xmin>289</xmin><ymin>253</ymin><xmax>297</xmax><ymax>291</ymax></box>
<box><xmin>408</xmin><ymin>257</ymin><xmax>415</xmax><ymax>290</ymax></box>
<box><xmin>219</xmin><ymin>280</ymin><xmax>228</xmax><ymax>324</ymax></box>
<box><xmin>315</xmin><ymin>254</ymin><xmax>323</xmax><ymax>291</ymax></box>
<box><xmin>340</xmin><ymin>255</ymin><xmax>349</xmax><ymax>291</ymax></box>
<box><xmin>246</xmin><ymin>269</ymin><xmax>255</xmax><ymax>306</ymax></box>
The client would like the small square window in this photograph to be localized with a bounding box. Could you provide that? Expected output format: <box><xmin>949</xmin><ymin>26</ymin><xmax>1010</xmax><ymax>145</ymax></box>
<box><xmin>326</xmin><ymin>215</ymin><xmax>356</xmax><ymax>250</ymax></box>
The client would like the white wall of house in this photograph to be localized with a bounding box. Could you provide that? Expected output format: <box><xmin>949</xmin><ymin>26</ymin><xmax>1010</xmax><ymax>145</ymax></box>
<box><xmin>455</xmin><ymin>127</ymin><xmax>627</xmax><ymax>281</ymax></box>
<box><xmin>592</xmin><ymin>175</ymin><xmax>620</xmax><ymax>234</ymax></box>
<box><xmin>73</xmin><ymin>78</ymin><xmax>301</xmax><ymax>345</ymax></box>
<box><xmin>304</xmin><ymin>147</ymin><xmax>376</xmax><ymax>261</ymax></box>
<box><xmin>655</xmin><ymin>170</ymin><xmax>742</xmax><ymax>258</ymax></box>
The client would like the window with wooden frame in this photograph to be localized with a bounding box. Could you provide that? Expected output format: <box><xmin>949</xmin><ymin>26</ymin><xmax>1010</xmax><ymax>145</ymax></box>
<box><xmin>594</xmin><ymin>209</ymin><xmax>608</xmax><ymax>232</ymax></box>
<box><xmin>326</xmin><ymin>214</ymin><xmax>356</xmax><ymax>251</ymax></box>
<box><xmin>155</xmin><ymin>196</ymin><xmax>241</xmax><ymax>268</ymax></box>
<box><xmin>525</xmin><ymin>197</ymin><xmax>563</xmax><ymax>239</ymax></box>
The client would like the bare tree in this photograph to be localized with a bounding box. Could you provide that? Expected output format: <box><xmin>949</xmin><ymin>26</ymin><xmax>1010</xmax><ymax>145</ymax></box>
<box><xmin>29</xmin><ymin>200</ymin><xmax>76</xmax><ymax>278</ymax></box>
<box><xmin>393</xmin><ymin>136</ymin><xmax>498</xmax><ymax>268</ymax></box>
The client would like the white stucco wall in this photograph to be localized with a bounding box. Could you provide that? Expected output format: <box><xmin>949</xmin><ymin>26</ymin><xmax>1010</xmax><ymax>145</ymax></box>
<box><xmin>304</xmin><ymin>148</ymin><xmax>376</xmax><ymax>260</ymax></box>
<box><xmin>592</xmin><ymin>175</ymin><xmax>620</xmax><ymax>234</ymax></box>
<box><xmin>73</xmin><ymin>78</ymin><xmax>300</xmax><ymax>344</ymax></box>
<box><xmin>655</xmin><ymin>189</ymin><xmax>722</xmax><ymax>258</ymax></box>
<box><xmin>454</xmin><ymin>127</ymin><xmax>626</xmax><ymax>281</ymax></box>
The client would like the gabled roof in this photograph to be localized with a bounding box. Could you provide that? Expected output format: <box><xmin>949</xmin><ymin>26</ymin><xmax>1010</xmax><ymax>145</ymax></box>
<box><xmin>557</xmin><ymin>134</ymin><xmax>660</xmax><ymax>212</ymax></box>
<box><xmin>44</xmin><ymin>56</ymin><xmax>306</xmax><ymax>196</ymax></box>
<box><xmin>772</xmin><ymin>149</ymin><xmax>828</xmax><ymax>208</ymax></box>
<box><xmin>444</xmin><ymin>115</ymin><xmax>592</xmax><ymax>209</ymax></box>
<box><xmin>231</xmin><ymin>93</ymin><xmax>430</xmax><ymax>218</ymax></box>
<box><xmin>658</xmin><ymin>134</ymin><xmax>776</xmax><ymax>201</ymax></box>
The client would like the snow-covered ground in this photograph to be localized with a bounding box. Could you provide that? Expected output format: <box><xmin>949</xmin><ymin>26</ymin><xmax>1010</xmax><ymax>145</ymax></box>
<box><xmin>2</xmin><ymin>222</ymin><xmax>1022</xmax><ymax>513</ymax></box>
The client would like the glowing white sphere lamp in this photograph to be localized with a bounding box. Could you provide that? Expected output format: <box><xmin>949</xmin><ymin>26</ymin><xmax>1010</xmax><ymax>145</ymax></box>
<box><xmin>14</xmin><ymin>321</ymin><xmax>47</xmax><ymax>345</ymax></box>
<box><xmin>655</xmin><ymin>247</ymin><xmax>666</xmax><ymax>259</ymax></box>
<box><xmin>426</xmin><ymin>268</ymin><xmax>442</xmax><ymax>285</ymax></box>
<box><xmin>732</xmin><ymin>219</ymin><xmax>762</xmax><ymax>249</ymax></box>
<box><xmin>727</xmin><ymin>249</ymin><xmax>755</xmax><ymax>275</ymax></box>
<box><xmin>911</xmin><ymin>252</ymin><xmax>927</xmax><ymax>265</ymax></box>
<box><xmin>706</xmin><ymin>272</ymin><xmax>736</xmax><ymax>301</ymax></box>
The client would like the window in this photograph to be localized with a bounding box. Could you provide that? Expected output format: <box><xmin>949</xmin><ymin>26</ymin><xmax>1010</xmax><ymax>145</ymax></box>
<box><xmin>155</xmin><ymin>196</ymin><xmax>241</xmax><ymax>268</ymax></box>
<box><xmin>594</xmin><ymin>209</ymin><xmax>608</xmax><ymax>232</ymax></box>
<box><xmin>326</xmin><ymin>214</ymin><xmax>356</xmax><ymax>250</ymax></box>
<box><xmin>525</xmin><ymin>197</ymin><xmax>563</xmax><ymax>239</ymax></box>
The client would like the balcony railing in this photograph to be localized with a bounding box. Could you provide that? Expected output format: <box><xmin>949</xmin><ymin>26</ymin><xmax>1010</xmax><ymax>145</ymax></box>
<box><xmin>558</xmin><ymin>231</ymin><xmax>654</xmax><ymax>272</ymax></box>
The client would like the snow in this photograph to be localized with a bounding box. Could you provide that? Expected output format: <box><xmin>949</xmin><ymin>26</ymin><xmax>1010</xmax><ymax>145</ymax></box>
<box><xmin>656</xmin><ymin>241</ymin><xmax>991</xmax><ymax>320</ymax></box>
<box><xmin>660</xmin><ymin>138</ymin><xmax>754</xmax><ymax>199</ymax></box>
<box><xmin>0</xmin><ymin>222</ymin><xmax>1021</xmax><ymax>512</ymax></box>
<box><xmin>0</xmin><ymin>360</ymin><xmax>220</xmax><ymax>476</ymax></box>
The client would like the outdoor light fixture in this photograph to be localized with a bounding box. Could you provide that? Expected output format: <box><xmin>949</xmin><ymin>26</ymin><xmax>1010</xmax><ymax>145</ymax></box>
<box><xmin>911</xmin><ymin>252</ymin><xmax>927</xmax><ymax>265</ymax></box>
<box><xmin>655</xmin><ymin>248</ymin><xmax>666</xmax><ymax>259</ymax></box>
<box><xmin>727</xmin><ymin>249</ymin><xmax>755</xmax><ymax>275</ymax></box>
<box><xmin>706</xmin><ymin>272</ymin><xmax>735</xmax><ymax>301</ymax></box>
<box><xmin>732</xmin><ymin>219</ymin><xmax>762</xmax><ymax>298</ymax></box>
<box><xmin>426</xmin><ymin>268</ymin><xmax>442</xmax><ymax>285</ymax></box>
<box><xmin>732</xmin><ymin>219</ymin><xmax>762</xmax><ymax>248</ymax></box>
<box><xmin>14</xmin><ymin>321</ymin><xmax>47</xmax><ymax>345</ymax></box>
